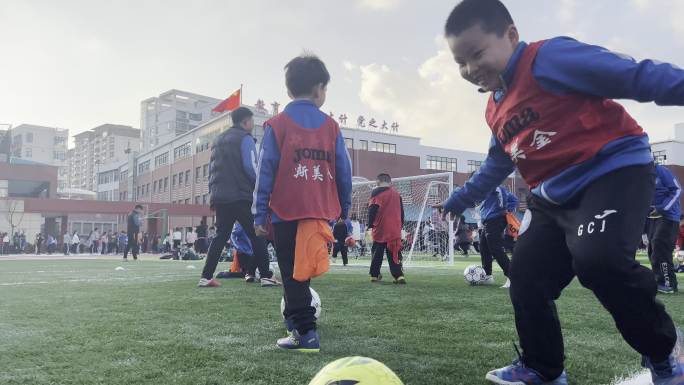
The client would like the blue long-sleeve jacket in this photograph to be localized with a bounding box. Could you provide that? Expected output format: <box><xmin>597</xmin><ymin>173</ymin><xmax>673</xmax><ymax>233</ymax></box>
<box><xmin>479</xmin><ymin>186</ymin><xmax>518</xmax><ymax>223</ymax></box>
<box><xmin>253</xmin><ymin>100</ymin><xmax>353</xmax><ymax>226</ymax></box>
<box><xmin>230</xmin><ymin>223</ymin><xmax>253</xmax><ymax>256</ymax></box>
<box><xmin>445</xmin><ymin>37</ymin><xmax>684</xmax><ymax>215</ymax></box>
<box><xmin>240</xmin><ymin>136</ymin><xmax>257</xmax><ymax>184</ymax></box>
<box><xmin>653</xmin><ymin>165</ymin><xmax>682</xmax><ymax>222</ymax></box>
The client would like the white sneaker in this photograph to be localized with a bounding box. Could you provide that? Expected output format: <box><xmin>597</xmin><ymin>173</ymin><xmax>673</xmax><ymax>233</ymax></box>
<box><xmin>260</xmin><ymin>277</ymin><xmax>281</xmax><ymax>287</ymax></box>
<box><xmin>480</xmin><ymin>275</ymin><xmax>496</xmax><ymax>286</ymax></box>
<box><xmin>198</xmin><ymin>278</ymin><xmax>221</xmax><ymax>288</ymax></box>
<box><xmin>501</xmin><ymin>278</ymin><xmax>511</xmax><ymax>289</ymax></box>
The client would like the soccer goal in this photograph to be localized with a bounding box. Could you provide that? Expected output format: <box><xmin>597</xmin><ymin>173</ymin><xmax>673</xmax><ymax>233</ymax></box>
<box><xmin>349</xmin><ymin>172</ymin><xmax>455</xmax><ymax>266</ymax></box>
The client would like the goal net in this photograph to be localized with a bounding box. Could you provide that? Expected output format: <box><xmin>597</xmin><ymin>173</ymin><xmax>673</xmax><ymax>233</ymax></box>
<box><xmin>348</xmin><ymin>172</ymin><xmax>454</xmax><ymax>266</ymax></box>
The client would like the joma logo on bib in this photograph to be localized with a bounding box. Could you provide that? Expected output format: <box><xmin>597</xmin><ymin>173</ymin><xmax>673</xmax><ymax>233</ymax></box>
<box><xmin>293</xmin><ymin>148</ymin><xmax>332</xmax><ymax>164</ymax></box>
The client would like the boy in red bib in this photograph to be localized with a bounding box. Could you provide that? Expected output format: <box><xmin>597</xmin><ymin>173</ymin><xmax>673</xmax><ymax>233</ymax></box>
<box><xmin>367</xmin><ymin>173</ymin><xmax>406</xmax><ymax>284</ymax></box>
<box><xmin>437</xmin><ymin>1</ymin><xmax>684</xmax><ymax>384</ymax></box>
<box><xmin>254</xmin><ymin>54</ymin><xmax>352</xmax><ymax>353</ymax></box>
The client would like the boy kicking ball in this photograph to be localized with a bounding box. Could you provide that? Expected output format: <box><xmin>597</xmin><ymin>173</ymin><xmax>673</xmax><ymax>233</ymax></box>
<box><xmin>437</xmin><ymin>0</ymin><xmax>684</xmax><ymax>383</ymax></box>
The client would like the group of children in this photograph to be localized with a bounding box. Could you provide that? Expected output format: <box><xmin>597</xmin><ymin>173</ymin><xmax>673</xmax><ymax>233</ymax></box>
<box><xmin>197</xmin><ymin>0</ymin><xmax>684</xmax><ymax>382</ymax></box>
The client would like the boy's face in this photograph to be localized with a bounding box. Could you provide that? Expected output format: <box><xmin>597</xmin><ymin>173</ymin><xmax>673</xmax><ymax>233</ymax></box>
<box><xmin>240</xmin><ymin>117</ymin><xmax>255</xmax><ymax>132</ymax></box>
<box><xmin>446</xmin><ymin>22</ymin><xmax>519</xmax><ymax>92</ymax></box>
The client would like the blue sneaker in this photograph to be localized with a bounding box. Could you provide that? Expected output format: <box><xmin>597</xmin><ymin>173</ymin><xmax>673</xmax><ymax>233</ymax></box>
<box><xmin>485</xmin><ymin>360</ymin><xmax>568</xmax><ymax>385</ymax></box>
<box><xmin>659</xmin><ymin>285</ymin><xmax>676</xmax><ymax>294</ymax></box>
<box><xmin>276</xmin><ymin>329</ymin><xmax>320</xmax><ymax>353</ymax></box>
<box><xmin>643</xmin><ymin>328</ymin><xmax>684</xmax><ymax>385</ymax></box>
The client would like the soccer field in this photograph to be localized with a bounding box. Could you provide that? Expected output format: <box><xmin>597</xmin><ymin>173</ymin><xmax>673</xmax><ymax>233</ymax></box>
<box><xmin>0</xmin><ymin>253</ymin><xmax>681</xmax><ymax>385</ymax></box>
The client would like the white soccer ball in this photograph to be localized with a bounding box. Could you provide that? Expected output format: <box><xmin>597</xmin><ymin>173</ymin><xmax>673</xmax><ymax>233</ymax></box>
<box><xmin>463</xmin><ymin>264</ymin><xmax>487</xmax><ymax>286</ymax></box>
<box><xmin>677</xmin><ymin>251</ymin><xmax>684</xmax><ymax>263</ymax></box>
<box><xmin>281</xmin><ymin>287</ymin><xmax>321</xmax><ymax>320</ymax></box>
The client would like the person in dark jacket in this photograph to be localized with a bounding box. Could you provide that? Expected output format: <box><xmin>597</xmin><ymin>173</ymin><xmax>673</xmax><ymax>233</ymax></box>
<box><xmin>477</xmin><ymin>185</ymin><xmax>518</xmax><ymax>288</ymax></box>
<box><xmin>124</xmin><ymin>205</ymin><xmax>143</xmax><ymax>261</ymax></box>
<box><xmin>332</xmin><ymin>218</ymin><xmax>352</xmax><ymax>266</ymax></box>
<box><xmin>195</xmin><ymin>219</ymin><xmax>208</xmax><ymax>254</ymax></box>
<box><xmin>199</xmin><ymin>107</ymin><xmax>278</xmax><ymax>288</ymax></box>
<box><xmin>455</xmin><ymin>216</ymin><xmax>471</xmax><ymax>256</ymax></box>
<box><xmin>647</xmin><ymin>164</ymin><xmax>682</xmax><ymax>294</ymax></box>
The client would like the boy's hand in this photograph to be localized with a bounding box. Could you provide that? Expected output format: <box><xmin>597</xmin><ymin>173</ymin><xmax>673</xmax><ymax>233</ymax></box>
<box><xmin>254</xmin><ymin>224</ymin><xmax>268</xmax><ymax>237</ymax></box>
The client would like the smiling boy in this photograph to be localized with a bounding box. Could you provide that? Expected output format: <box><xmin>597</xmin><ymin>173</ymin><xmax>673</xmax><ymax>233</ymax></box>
<box><xmin>436</xmin><ymin>0</ymin><xmax>684</xmax><ymax>384</ymax></box>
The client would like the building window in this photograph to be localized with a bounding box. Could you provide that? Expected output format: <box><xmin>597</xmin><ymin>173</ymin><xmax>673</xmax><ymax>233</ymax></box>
<box><xmin>184</xmin><ymin>198</ymin><xmax>190</xmax><ymax>204</ymax></box>
<box><xmin>202</xmin><ymin>194</ymin><xmax>208</xmax><ymax>205</ymax></box>
<box><xmin>54</xmin><ymin>136</ymin><xmax>66</xmax><ymax>145</ymax></box>
<box><xmin>427</xmin><ymin>155</ymin><xmax>457</xmax><ymax>171</ymax></box>
<box><xmin>370</xmin><ymin>141</ymin><xmax>396</xmax><ymax>154</ymax></box>
<box><xmin>189</xmin><ymin>112</ymin><xmax>202</xmax><ymax>121</ymax></box>
<box><xmin>195</xmin><ymin>196</ymin><xmax>200</xmax><ymax>204</ymax></box>
<box><xmin>26</xmin><ymin>133</ymin><xmax>33</xmax><ymax>143</ymax></box>
<box><xmin>138</xmin><ymin>160</ymin><xmax>150</xmax><ymax>175</ymax></box>
<box><xmin>153</xmin><ymin>180</ymin><xmax>157</xmax><ymax>193</ymax></box>
<box><xmin>344</xmin><ymin>138</ymin><xmax>354</xmax><ymax>149</ymax></box>
<box><xmin>653</xmin><ymin>150</ymin><xmax>667</xmax><ymax>165</ymax></box>
<box><xmin>173</xmin><ymin>142</ymin><xmax>192</xmax><ymax>160</ymax></box>
<box><xmin>176</xmin><ymin>110</ymin><xmax>188</xmax><ymax>119</ymax></box>
<box><xmin>203</xmin><ymin>164</ymin><xmax>208</xmax><ymax>177</ymax></box>
<box><xmin>154</xmin><ymin>152</ymin><xmax>169</xmax><ymax>167</ymax></box>
<box><xmin>195</xmin><ymin>166</ymin><xmax>201</xmax><ymax>181</ymax></box>
<box><xmin>467</xmin><ymin>160</ymin><xmax>483</xmax><ymax>173</ymax></box>
<box><xmin>173</xmin><ymin>174</ymin><xmax>177</xmax><ymax>186</ymax></box>
<box><xmin>185</xmin><ymin>170</ymin><xmax>190</xmax><ymax>184</ymax></box>
<box><xmin>360</xmin><ymin>140</ymin><xmax>368</xmax><ymax>151</ymax></box>
<box><xmin>178</xmin><ymin>173</ymin><xmax>182</xmax><ymax>186</ymax></box>
<box><xmin>164</xmin><ymin>177</ymin><xmax>168</xmax><ymax>191</ymax></box>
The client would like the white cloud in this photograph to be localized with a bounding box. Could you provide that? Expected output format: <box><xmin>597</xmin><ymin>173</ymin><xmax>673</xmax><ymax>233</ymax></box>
<box><xmin>343</xmin><ymin>60</ymin><xmax>356</xmax><ymax>71</ymax></box>
<box><xmin>355</xmin><ymin>0</ymin><xmax>400</xmax><ymax>11</ymax></box>
<box><xmin>557</xmin><ymin>0</ymin><xmax>578</xmax><ymax>24</ymax></box>
<box><xmin>358</xmin><ymin>42</ymin><xmax>491</xmax><ymax>152</ymax></box>
<box><xmin>631</xmin><ymin>0</ymin><xmax>649</xmax><ymax>11</ymax></box>
<box><xmin>670</xmin><ymin>2</ymin><xmax>684</xmax><ymax>37</ymax></box>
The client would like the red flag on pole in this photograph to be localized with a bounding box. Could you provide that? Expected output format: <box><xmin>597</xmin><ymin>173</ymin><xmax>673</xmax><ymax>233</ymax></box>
<box><xmin>212</xmin><ymin>88</ymin><xmax>241</xmax><ymax>113</ymax></box>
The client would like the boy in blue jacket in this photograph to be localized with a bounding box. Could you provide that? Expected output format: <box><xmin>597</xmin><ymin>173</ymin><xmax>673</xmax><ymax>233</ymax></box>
<box><xmin>254</xmin><ymin>54</ymin><xmax>352</xmax><ymax>353</ymax></box>
<box><xmin>478</xmin><ymin>185</ymin><xmax>517</xmax><ymax>288</ymax></box>
<box><xmin>647</xmin><ymin>164</ymin><xmax>682</xmax><ymax>294</ymax></box>
<box><xmin>217</xmin><ymin>223</ymin><xmax>251</xmax><ymax>279</ymax></box>
<box><xmin>437</xmin><ymin>1</ymin><xmax>684</xmax><ymax>384</ymax></box>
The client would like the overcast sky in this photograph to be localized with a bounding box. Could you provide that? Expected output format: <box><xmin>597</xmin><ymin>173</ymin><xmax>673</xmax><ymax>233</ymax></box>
<box><xmin>1</xmin><ymin>0</ymin><xmax>683</xmax><ymax>152</ymax></box>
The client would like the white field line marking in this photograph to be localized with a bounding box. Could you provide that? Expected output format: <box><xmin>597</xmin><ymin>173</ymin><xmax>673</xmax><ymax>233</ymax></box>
<box><xmin>613</xmin><ymin>370</ymin><xmax>652</xmax><ymax>385</ymax></box>
<box><xmin>0</xmin><ymin>273</ymin><xmax>194</xmax><ymax>286</ymax></box>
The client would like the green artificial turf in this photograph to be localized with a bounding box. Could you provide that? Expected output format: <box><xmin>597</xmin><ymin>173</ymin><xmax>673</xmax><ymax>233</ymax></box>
<box><xmin>0</xmin><ymin>254</ymin><xmax>681</xmax><ymax>385</ymax></box>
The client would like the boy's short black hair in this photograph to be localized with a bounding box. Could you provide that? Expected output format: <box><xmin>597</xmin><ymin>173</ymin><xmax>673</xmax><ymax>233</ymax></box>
<box><xmin>231</xmin><ymin>107</ymin><xmax>254</xmax><ymax>126</ymax></box>
<box><xmin>134</xmin><ymin>204</ymin><xmax>143</xmax><ymax>210</ymax></box>
<box><xmin>377</xmin><ymin>173</ymin><xmax>392</xmax><ymax>183</ymax></box>
<box><xmin>284</xmin><ymin>54</ymin><xmax>330</xmax><ymax>97</ymax></box>
<box><xmin>445</xmin><ymin>0</ymin><xmax>514</xmax><ymax>37</ymax></box>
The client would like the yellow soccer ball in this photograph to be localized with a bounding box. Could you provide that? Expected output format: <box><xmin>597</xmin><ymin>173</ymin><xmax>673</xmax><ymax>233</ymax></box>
<box><xmin>308</xmin><ymin>356</ymin><xmax>404</xmax><ymax>385</ymax></box>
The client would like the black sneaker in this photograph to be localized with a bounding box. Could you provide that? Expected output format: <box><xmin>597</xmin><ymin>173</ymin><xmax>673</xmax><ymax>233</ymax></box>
<box><xmin>245</xmin><ymin>274</ymin><xmax>255</xmax><ymax>283</ymax></box>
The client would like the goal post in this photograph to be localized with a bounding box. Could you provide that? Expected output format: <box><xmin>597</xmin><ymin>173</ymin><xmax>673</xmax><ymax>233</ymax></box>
<box><xmin>349</xmin><ymin>172</ymin><xmax>454</xmax><ymax>267</ymax></box>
